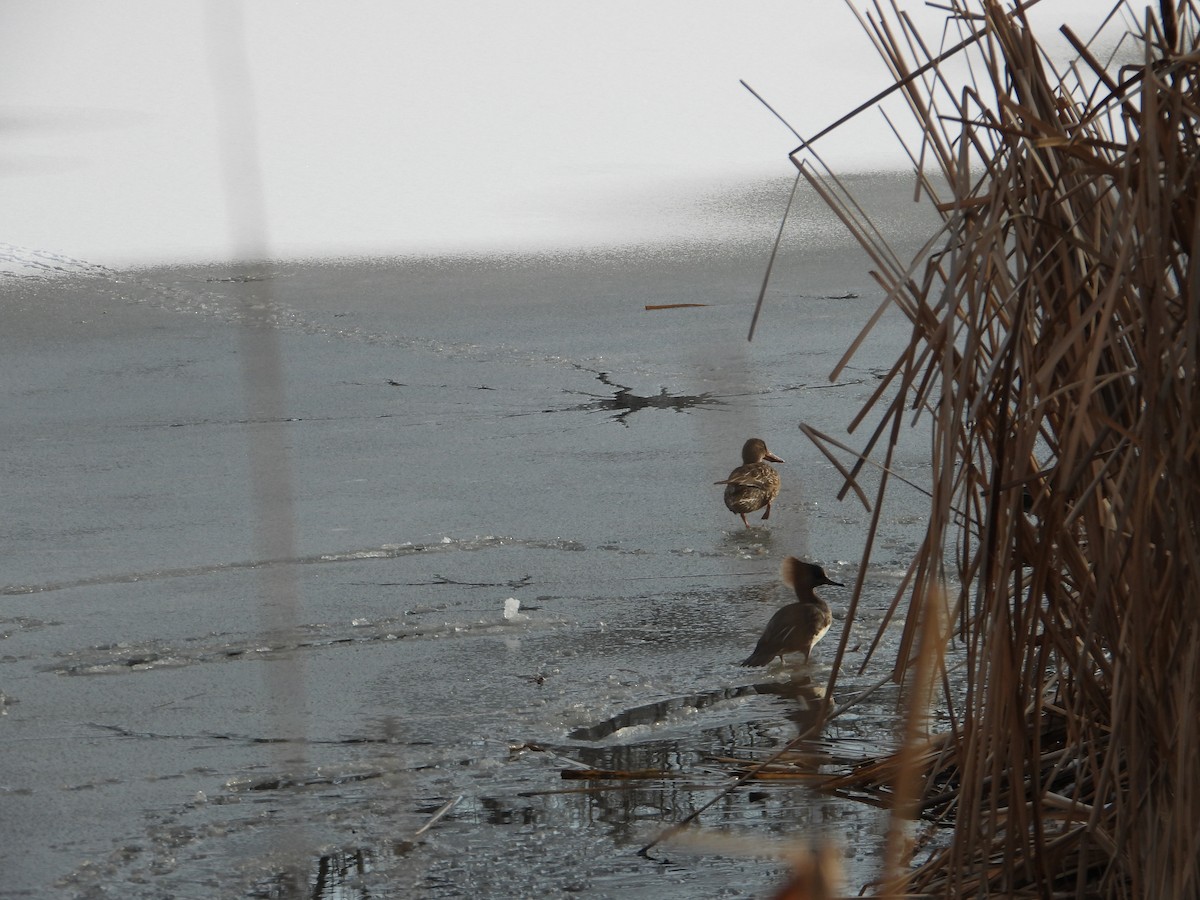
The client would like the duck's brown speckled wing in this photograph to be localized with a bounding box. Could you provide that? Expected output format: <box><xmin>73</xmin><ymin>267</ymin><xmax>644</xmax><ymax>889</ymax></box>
<box><xmin>718</xmin><ymin>462</ymin><xmax>781</xmax><ymax>515</ymax></box>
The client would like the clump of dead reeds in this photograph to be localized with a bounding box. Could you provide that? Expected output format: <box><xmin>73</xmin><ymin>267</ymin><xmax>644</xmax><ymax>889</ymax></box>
<box><xmin>793</xmin><ymin>0</ymin><xmax>1200</xmax><ymax>895</ymax></box>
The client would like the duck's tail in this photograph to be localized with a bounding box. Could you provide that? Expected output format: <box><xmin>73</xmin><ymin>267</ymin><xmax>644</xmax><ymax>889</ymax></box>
<box><xmin>740</xmin><ymin>646</ymin><xmax>775</xmax><ymax>667</ymax></box>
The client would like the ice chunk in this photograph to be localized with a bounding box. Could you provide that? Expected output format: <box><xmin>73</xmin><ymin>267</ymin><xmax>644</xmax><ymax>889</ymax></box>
<box><xmin>503</xmin><ymin>597</ymin><xmax>521</xmax><ymax>620</ymax></box>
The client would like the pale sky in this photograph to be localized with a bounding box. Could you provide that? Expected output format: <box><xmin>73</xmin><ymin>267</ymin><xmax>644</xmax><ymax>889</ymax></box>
<box><xmin>0</xmin><ymin>1</ymin><xmax>1119</xmax><ymax>266</ymax></box>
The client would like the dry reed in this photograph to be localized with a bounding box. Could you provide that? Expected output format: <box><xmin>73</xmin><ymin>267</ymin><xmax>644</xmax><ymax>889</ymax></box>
<box><xmin>789</xmin><ymin>0</ymin><xmax>1200</xmax><ymax>895</ymax></box>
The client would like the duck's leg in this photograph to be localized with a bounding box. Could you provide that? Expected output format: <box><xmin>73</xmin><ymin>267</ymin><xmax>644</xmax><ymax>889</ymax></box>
<box><xmin>761</xmin><ymin>502</ymin><xmax>772</xmax><ymax>521</ymax></box>
<box><xmin>739</xmin><ymin>512</ymin><xmax>750</xmax><ymax>528</ymax></box>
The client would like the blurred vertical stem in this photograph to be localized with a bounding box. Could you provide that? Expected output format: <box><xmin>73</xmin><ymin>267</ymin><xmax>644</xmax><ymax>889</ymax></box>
<box><xmin>204</xmin><ymin>0</ymin><xmax>309</xmax><ymax>876</ymax></box>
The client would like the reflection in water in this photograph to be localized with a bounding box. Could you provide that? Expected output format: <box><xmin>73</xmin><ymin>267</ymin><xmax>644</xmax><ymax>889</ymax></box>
<box><xmin>257</xmin><ymin>678</ymin><xmax>856</xmax><ymax>899</ymax></box>
<box><xmin>547</xmin><ymin>679</ymin><xmax>834</xmax><ymax>843</ymax></box>
<box><xmin>754</xmin><ymin>677</ymin><xmax>827</xmax><ymax>735</ymax></box>
<box><xmin>312</xmin><ymin>849</ymin><xmax>369</xmax><ymax>900</ymax></box>
<box><xmin>251</xmin><ymin>847</ymin><xmax>377</xmax><ymax>900</ymax></box>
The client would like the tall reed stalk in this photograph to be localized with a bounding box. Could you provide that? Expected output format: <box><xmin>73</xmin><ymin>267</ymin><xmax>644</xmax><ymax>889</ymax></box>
<box><xmin>798</xmin><ymin>1</ymin><xmax>1200</xmax><ymax>894</ymax></box>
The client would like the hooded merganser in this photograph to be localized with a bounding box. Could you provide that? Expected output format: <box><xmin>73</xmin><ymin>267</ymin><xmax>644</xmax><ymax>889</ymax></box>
<box><xmin>741</xmin><ymin>557</ymin><xmax>842</xmax><ymax>667</ymax></box>
<box><xmin>715</xmin><ymin>438</ymin><xmax>783</xmax><ymax>528</ymax></box>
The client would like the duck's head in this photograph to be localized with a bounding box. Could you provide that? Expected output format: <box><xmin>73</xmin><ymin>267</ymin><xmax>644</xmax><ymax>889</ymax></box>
<box><xmin>742</xmin><ymin>438</ymin><xmax>784</xmax><ymax>465</ymax></box>
<box><xmin>780</xmin><ymin>557</ymin><xmax>843</xmax><ymax>593</ymax></box>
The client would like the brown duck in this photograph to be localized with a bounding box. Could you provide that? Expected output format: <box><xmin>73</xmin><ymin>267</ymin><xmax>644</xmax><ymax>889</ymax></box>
<box><xmin>741</xmin><ymin>557</ymin><xmax>842</xmax><ymax>667</ymax></box>
<box><xmin>715</xmin><ymin>438</ymin><xmax>783</xmax><ymax>528</ymax></box>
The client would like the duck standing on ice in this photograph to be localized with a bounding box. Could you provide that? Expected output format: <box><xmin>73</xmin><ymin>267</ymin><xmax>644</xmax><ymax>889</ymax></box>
<box><xmin>715</xmin><ymin>438</ymin><xmax>783</xmax><ymax>528</ymax></box>
<box><xmin>742</xmin><ymin>558</ymin><xmax>842</xmax><ymax>667</ymax></box>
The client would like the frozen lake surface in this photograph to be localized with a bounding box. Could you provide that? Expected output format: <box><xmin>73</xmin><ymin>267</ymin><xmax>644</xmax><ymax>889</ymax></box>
<box><xmin>1</xmin><ymin>173</ymin><xmax>943</xmax><ymax>897</ymax></box>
